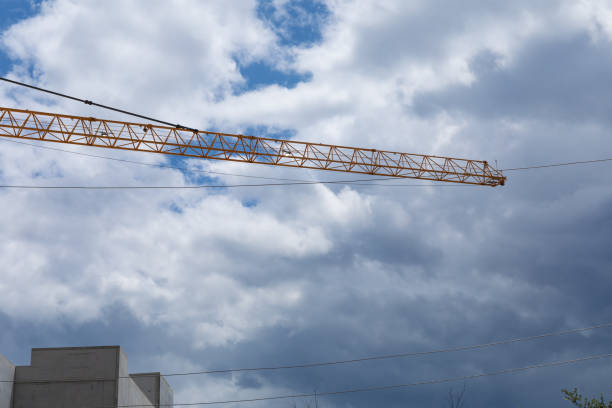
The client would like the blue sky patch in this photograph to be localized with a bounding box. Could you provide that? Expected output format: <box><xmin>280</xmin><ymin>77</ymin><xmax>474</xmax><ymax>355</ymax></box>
<box><xmin>232</xmin><ymin>0</ymin><xmax>328</xmax><ymax>94</ymax></box>
<box><xmin>257</xmin><ymin>0</ymin><xmax>330</xmax><ymax>47</ymax></box>
<box><xmin>164</xmin><ymin>156</ymin><xmax>219</xmax><ymax>186</ymax></box>
<box><xmin>242</xmin><ymin>198</ymin><xmax>258</xmax><ymax>208</ymax></box>
<box><xmin>166</xmin><ymin>201</ymin><xmax>183</xmax><ymax>214</ymax></box>
<box><xmin>243</xmin><ymin>124</ymin><xmax>295</xmax><ymax>140</ymax></box>
<box><xmin>237</xmin><ymin>60</ymin><xmax>312</xmax><ymax>92</ymax></box>
<box><xmin>0</xmin><ymin>0</ymin><xmax>40</xmax><ymax>75</ymax></box>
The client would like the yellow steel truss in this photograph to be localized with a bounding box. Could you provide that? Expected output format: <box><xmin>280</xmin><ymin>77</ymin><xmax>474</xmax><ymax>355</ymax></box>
<box><xmin>0</xmin><ymin>107</ymin><xmax>505</xmax><ymax>186</ymax></box>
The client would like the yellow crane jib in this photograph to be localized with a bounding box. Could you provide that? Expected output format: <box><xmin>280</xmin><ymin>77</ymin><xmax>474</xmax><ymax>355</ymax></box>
<box><xmin>0</xmin><ymin>107</ymin><xmax>506</xmax><ymax>186</ymax></box>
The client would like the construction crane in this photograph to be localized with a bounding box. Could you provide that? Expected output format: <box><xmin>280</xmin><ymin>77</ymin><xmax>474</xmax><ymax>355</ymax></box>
<box><xmin>0</xmin><ymin>106</ymin><xmax>506</xmax><ymax>186</ymax></box>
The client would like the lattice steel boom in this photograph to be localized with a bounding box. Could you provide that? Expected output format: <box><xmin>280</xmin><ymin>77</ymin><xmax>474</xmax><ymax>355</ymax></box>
<box><xmin>0</xmin><ymin>107</ymin><xmax>505</xmax><ymax>186</ymax></box>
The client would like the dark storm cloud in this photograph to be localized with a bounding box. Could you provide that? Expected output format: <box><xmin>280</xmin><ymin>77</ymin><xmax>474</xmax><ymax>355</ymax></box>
<box><xmin>413</xmin><ymin>34</ymin><xmax>612</xmax><ymax>124</ymax></box>
<box><xmin>163</xmin><ymin>280</ymin><xmax>612</xmax><ymax>408</ymax></box>
<box><xmin>164</xmin><ymin>175</ymin><xmax>612</xmax><ymax>407</ymax></box>
<box><xmin>225</xmin><ymin>168</ymin><xmax>612</xmax><ymax>406</ymax></box>
<box><xmin>0</xmin><ymin>304</ymin><xmax>191</xmax><ymax>368</ymax></box>
<box><xmin>475</xmin><ymin>188</ymin><xmax>612</xmax><ymax>317</ymax></box>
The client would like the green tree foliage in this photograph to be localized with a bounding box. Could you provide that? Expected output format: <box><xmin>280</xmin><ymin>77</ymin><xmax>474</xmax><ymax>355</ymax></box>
<box><xmin>563</xmin><ymin>387</ymin><xmax>612</xmax><ymax>408</ymax></box>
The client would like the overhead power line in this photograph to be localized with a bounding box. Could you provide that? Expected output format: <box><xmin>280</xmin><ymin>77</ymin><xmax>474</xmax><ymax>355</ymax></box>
<box><xmin>0</xmin><ymin>138</ymin><xmax>442</xmax><ymax>187</ymax></box>
<box><xmin>0</xmin><ymin>180</ymin><xmax>461</xmax><ymax>190</ymax></box>
<box><xmin>4</xmin><ymin>133</ymin><xmax>609</xmax><ymax>182</ymax></box>
<box><xmin>129</xmin><ymin>321</ymin><xmax>612</xmax><ymax>378</ymax></box>
<box><xmin>503</xmin><ymin>157</ymin><xmax>612</xmax><ymax>171</ymax></box>
<box><xmin>3</xmin><ymin>322</ymin><xmax>610</xmax><ymax>384</ymax></box>
<box><xmin>0</xmin><ymin>138</ymin><xmax>313</xmax><ymax>183</ymax></box>
<box><xmin>4</xmin><ymin>136</ymin><xmax>612</xmax><ymax>184</ymax></box>
<box><xmin>109</xmin><ymin>353</ymin><xmax>612</xmax><ymax>407</ymax></box>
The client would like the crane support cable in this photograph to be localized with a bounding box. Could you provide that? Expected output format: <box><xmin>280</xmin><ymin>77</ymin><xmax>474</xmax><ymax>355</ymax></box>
<box><xmin>0</xmin><ymin>77</ymin><xmax>196</xmax><ymax>131</ymax></box>
<box><xmin>0</xmin><ymin>77</ymin><xmax>505</xmax><ymax>187</ymax></box>
<box><xmin>0</xmin><ymin>106</ymin><xmax>505</xmax><ymax>186</ymax></box>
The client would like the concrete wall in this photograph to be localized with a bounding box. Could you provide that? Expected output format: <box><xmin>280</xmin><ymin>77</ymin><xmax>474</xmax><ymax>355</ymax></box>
<box><xmin>159</xmin><ymin>376</ymin><xmax>174</xmax><ymax>408</ymax></box>
<box><xmin>5</xmin><ymin>346</ymin><xmax>171</xmax><ymax>408</ymax></box>
<box><xmin>131</xmin><ymin>373</ymin><xmax>174</xmax><ymax>407</ymax></box>
<box><xmin>12</xmin><ymin>346</ymin><xmax>119</xmax><ymax>408</ymax></box>
<box><xmin>0</xmin><ymin>353</ymin><xmax>14</xmax><ymax>408</ymax></box>
<box><xmin>117</xmin><ymin>350</ymin><xmax>154</xmax><ymax>408</ymax></box>
<box><xmin>131</xmin><ymin>373</ymin><xmax>159</xmax><ymax>405</ymax></box>
<box><xmin>118</xmin><ymin>378</ymin><xmax>155</xmax><ymax>408</ymax></box>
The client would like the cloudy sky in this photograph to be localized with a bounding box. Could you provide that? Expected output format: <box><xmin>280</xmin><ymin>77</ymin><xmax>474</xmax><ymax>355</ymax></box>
<box><xmin>1</xmin><ymin>0</ymin><xmax>611</xmax><ymax>407</ymax></box>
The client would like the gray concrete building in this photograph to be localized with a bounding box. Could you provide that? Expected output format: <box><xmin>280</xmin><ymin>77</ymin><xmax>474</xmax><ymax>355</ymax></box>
<box><xmin>0</xmin><ymin>346</ymin><xmax>173</xmax><ymax>408</ymax></box>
